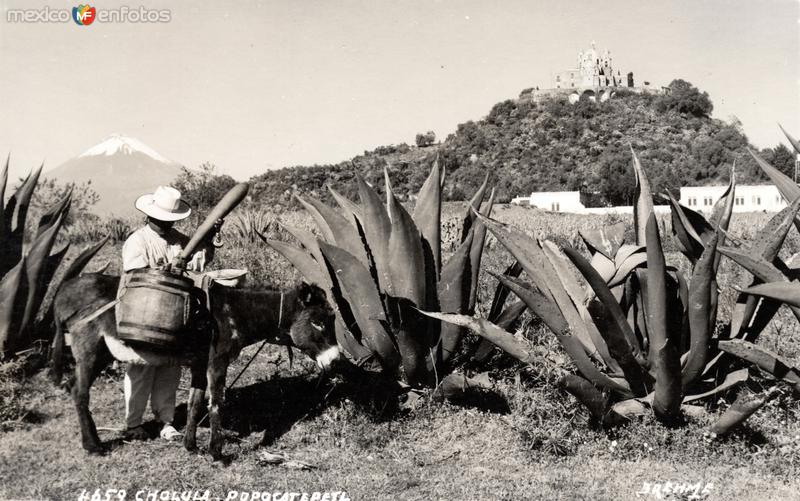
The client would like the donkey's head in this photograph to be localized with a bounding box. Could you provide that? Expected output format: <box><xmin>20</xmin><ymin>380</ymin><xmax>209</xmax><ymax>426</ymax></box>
<box><xmin>287</xmin><ymin>282</ymin><xmax>341</xmax><ymax>370</ymax></box>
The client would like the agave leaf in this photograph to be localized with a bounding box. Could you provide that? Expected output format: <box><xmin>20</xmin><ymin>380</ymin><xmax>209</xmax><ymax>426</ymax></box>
<box><xmin>280</xmin><ymin>224</ymin><xmax>326</xmax><ymax>268</ymax></box>
<box><xmin>631</xmin><ymin>147</ymin><xmax>654</xmax><ymax>246</ymax></box>
<box><xmin>472</xmin><ymin>300</ymin><xmax>527</xmax><ymax>363</ymax></box>
<box><xmin>476</xmin><ymin>214</ymin><xmax>553</xmax><ymax>303</ymax></box>
<box><xmin>709</xmin><ymin>388</ymin><xmax>777</xmax><ymax>436</ymax></box>
<box><xmin>748</xmin><ymin>149</ymin><xmax>800</xmax><ymax>227</ymax></box>
<box><xmin>355</xmin><ymin>173</ymin><xmax>393</xmax><ymax>295</ymax></box>
<box><xmin>327</xmin><ymin>185</ymin><xmax>363</xmax><ymax>224</ymax></box>
<box><xmin>18</xmin><ymin>214</ymin><xmax>64</xmax><ymax>341</ymax></box>
<box><xmin>718</xmin><ymin>339</ymin><xmax>800</xmax><ymax>389</ymax></box>
<box><xmin>779</xmin><ymin>123</ymin><xmax>800</xmax><ymax>154</ymax></box>
<box><xmin>437</xmin><ymin>231</ymin><xmax>475</xmax><ymax>364</ymax></box>
<box><xmin>0</xmin><ymin>259</ymin><xmax>28</xmax><ymax>355</ymax></box>
<box><xmin>608</xmin><ymin>252</ymin><xmax>647</xmax><ymax>288</ymax></box>
<box><xmin>334</xmin><ymin>317</ymin><xmax>373</xmax><ymax>365</ymax></box>
<box><xmin>740</xmin><ymin>281</ymin><xmax>800</xmax><ymax>308</ymax></box>
<box><xmin>61</xmin><ymin>236</ymin><xmax>110</xmax><ymax>282</ymax></box>
<box><xmin>298</xmin><ymin>196</ymin><xmax>368</xmax><ymax>266</ymax></box>
<box><xmin>0</xmin><ymin>155</ymin><xmax>9</xmax><ymax>244</ymax></box>
<box><xmin>590</xmin><ymin>252</ymin><xmax>617</xmax><ymax>284</ymax></box>
<box><xmin>751</xmin><ymin>196</ymin><xmax>800</xmax><ymax>261</ymax></box>
<box><xmin>558</xmin><ymin>374</ymin><xmax>609</xmax><ymax>420</ymax></box>
<box><xmin>665</xmin><ymin>191</ymin><xmax>710</xmax><ymax>262</ymax></box>
<box><xmin>9</xmin><ymin>164</ymin><xmax>43</xmax><ymax>233</ymax></box>
<box><xmin>420</xmin><ymin>311</ymin><xmax>542</xmax><ymax>365</ymax></box>
<box><xmin>493</xmin><ymin>274</ymin><xmax>567</xmax><ymax>335</ymax></box>
<box><xmin>461</xmin><ymin>173</ymin><xmax>489</xmax><ymax>242</ymax></box>
<box><xmin>317</xmin><ymin>241</ymin><xmax>399</xmax><ymax>371</ymax></box>
<box><xmin>579</xmin><ymin>222</ymin><xmax>626</xmax><ymax>259</ymax></box>
<box><xmin>412</xmin><ymin>157</ymin><xmax>442</xmax><ymax>274</ymax></box>
<box><xmin>262</xmin><ymin>238</ymin><xmax>329</xmax><ymax>289</ymax></box>
<box><xmin>614</xmin><ymin>244</ymin><xmax>645</xmax><ymax>269</ymax></box>
<box><xmin>563</xmin><ymin>247</ymin><xmax>650</xmax><ymax>396</ymax></box>
<box><xmin>36</xmin><ymin>188</ymin><xmax>72</xmax><ymax>239</ymax></box>
<box><xmin>467</xmin><ymin>188</ymin><xmax>495</xmax><ymax>312</ymax></box>
<box><xmin>645</xmin><ymin>214</ymin><xmax>682</xmax><ymax>420</ymax></box>
<box><xmin>494</xmin><ymin>274</ymin><xmax>631</xmax><ymax>396</ymax></box>
<box><xmin>542</xmin><ymin>241</ymin><xmax>618</xmax><ymax>371</ymax></box>
<box><xmin>710</xmin><ymin>167</ymin><xmax>735</xmax><ymax>231</ymax></box>
<box><xmin>718</xmin><ymin>247</ymin><xmax>786</xmax><ymax>283</ymax></box>
<box><xmin>682</xmin><ymin>368</ymin><xmax>748</xmax><ymax>403</ymax></box>
<box><xmin>487</xmin><ymin>260</ymin><xmax>523</xmax><ymax>321</ymax></box>
<box><xmin>681</xmin><ymin>231</ymin><xmax>720</xmax><ymax>388</ymax></box>
<box><xmin>386</xmin><ymin>182</ymin><xmax>426</xmax><ymax>307</ymax></box>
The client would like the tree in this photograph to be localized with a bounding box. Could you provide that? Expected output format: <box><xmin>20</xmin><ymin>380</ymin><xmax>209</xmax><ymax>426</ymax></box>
<box><xmin>171</xmin><ymin>162</ymin><xmax>237</xmax><ymax>215</ymax></box>
<box><xmin>415</xmin><ymin>131</ymin><xmax>436</xmax><ymax>147</ymax></box>
<box><xmin>656</xmin><ymin>79</ymin><xmax>714</xmax><ymax>118</ymax></box>
<box><xmin>762</xmin><ymin>144</ymin><xmax>796</xmax><ymax>179</ymax></box>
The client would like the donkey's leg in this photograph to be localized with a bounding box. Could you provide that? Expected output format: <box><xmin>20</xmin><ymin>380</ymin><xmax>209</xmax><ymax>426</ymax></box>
<box><xmin>207</xmin><ymin>351</ymin><xmax>228</xmax><ymax>460</ymax></box>
<box><xmin>184</xmin><ymin>358</ymin><xmax>208</xmax><ymax>452</ymax></box>
<box><xmin>71</xmin><ymin>329</ymin><xmax>112</xmax><ymax>455</ymax></box>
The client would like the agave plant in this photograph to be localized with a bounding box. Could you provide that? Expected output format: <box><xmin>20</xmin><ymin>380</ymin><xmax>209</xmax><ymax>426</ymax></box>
<box><xmin>0</xmin><ymin>157</ymin><xmax>107</xmax><ymax>359</ymax></box>
<box><xmin>426</xmin><ymin>144</ymin><xmax>800</xmax><ymax>433</ymax></box>
<box><xmin>263</xmin><ymin>159</ymin><xmax>520</xmax><ymax>390</ymax></box>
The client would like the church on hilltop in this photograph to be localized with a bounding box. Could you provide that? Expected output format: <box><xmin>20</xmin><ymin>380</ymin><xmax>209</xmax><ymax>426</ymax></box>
<box><xmin>554</xmin><ymin>42</ymin><xmax>627</xmax><ymax>89</ymax></box>
<box><xmin>522</xmin><ymin>42</ymin><xmax>661</xmax><ymax>103</ymax></box>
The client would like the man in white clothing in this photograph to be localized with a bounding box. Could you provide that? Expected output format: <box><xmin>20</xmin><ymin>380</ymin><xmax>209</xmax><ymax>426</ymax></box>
<box><xmin>121</xmin><ymin>186</ymin><xmax>218</xmax><ymax>441</ymax></box>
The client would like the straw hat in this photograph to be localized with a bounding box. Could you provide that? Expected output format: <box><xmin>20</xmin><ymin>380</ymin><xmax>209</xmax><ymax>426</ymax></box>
<box><xmin>134</xmin><ymin>186</ymin><xmax>192</xmax><ymax>221</ymax></box>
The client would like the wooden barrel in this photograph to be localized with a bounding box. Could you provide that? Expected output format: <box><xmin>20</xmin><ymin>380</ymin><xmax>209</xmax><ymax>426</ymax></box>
<box><xmin>116</xmin><ymin>269</ymin><xmax>194</xmax><ymax>349</ymax></box>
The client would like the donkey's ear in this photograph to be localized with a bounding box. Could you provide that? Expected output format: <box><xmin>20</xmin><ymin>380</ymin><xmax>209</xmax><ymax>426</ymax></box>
<box><xmin>297</xmin><ymin>282</ymin><xmax>326</xmax><ymax>307</ymax></box>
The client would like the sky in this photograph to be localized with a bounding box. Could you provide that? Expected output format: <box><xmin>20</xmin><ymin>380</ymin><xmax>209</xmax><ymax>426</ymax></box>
<box><xmin>1</xmin><ymin>0</ymin><xmax>798</xmax><ymax>181</ymax></box>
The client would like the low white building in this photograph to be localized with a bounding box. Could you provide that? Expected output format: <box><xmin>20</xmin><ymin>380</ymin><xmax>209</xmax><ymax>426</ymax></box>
<box><xmin>526</xmin><ymin>191</ymin><xmax>585</xmax><ymax>212</ymax></box>
<box><xmin>680</xmin><ymin>185</ymin><xmax>787</xmax><ymax>213</ymax></box>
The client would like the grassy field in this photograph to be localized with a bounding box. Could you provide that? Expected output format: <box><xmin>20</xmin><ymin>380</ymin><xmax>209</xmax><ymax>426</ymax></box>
<box><xmin>1</xmin><ymin>205</ymin><xmax>799</xmax><ymax>501</ymax></box>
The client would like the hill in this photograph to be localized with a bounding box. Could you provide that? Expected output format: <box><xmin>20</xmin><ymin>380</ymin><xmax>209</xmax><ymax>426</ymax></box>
<box><xmin>247</xmin><ymin>80</ymin><xmax>796</xmax><ymax>208</ymax></box>
<box><xmin>46</xmin><ymin>134</ymin><xmax>183</xmax><ymax>216</ymax></box>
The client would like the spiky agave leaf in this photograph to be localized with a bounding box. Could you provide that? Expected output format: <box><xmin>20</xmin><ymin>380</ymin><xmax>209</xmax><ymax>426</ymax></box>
<box><xmin>579</xmin><ymin>222</ymin><xmax>626</xmax><ymax>260</ymax></box>
<box><xmin>385</xmin><ymin>173</ymin><xmax>430</xmax><ymax>386</ymax></box>
<box><xmin>682</xmin><ymin>368</ymin><xmax>748</xmax><ymax>403</ymax></box>
<box><xmin>317</xmin><ymin>240</ymin><xmax>400</xmax><ymax>372</ymax></box>
<box><xmin>327</xmin><ymin>185</ymin><xmax>363</xmax><ymax>225</ymax></box>
<box><xmin>665</xmin><ymin>191</ymin><xmax>712</xmax><ymax>262</ymax></box>
<box><xmin>748</xmin><ymin>149</ymin><xmax>800</xmax><ymax>233</ymax></box>
<box><xmin>297</xmin><ymin>195</ymin><xmax>368</xmax><ymax>266</ymax></box>
<box><xmin>778</xmin><ymin>123</ymin><xmax>800</xmax><ymax>154</ymax></box>
<box><xmin>541</xmin><ymin>241</ymin><xmax>619</xmax><ymax>371</ymax></box>
<box><xmin>263</xmin><ymin>238</ymin><xmax>329</xmax><ymax>289</ymax></box>
<box><xmin>563</xmin><ymin>247</ymin><xmax>651</xmax><ymax>396</ymax></box>
<box><xmin>61</xmin><ymin>236</ymin><xmax>110</xmax><ymax>283</ymax></box>
<box><xmin>355</xmin><ymin>173</ymin><xmax>393</xmax><ymax>295</ymax></box>
<box><xmin>0</xmin><ymin>259</ymin><xmax>28</xmax><ymax>356</ymax></box>
<box><xmin>631</xmin><ymin>147</ymin><xmax>653</xmax><ymax>246</ymax></box>
<box><xmin>681</xmin><ymin>231</ymin><xmax>720</xmax><ymax>388</ymax></box>
<box><xmin>718</xmin><ymin>339</ymin><xmax>800</xmax><ymax>390</ymax></box>
<box><xmin>461</xmin><ymin>173</ymin><xmax>490</xmax><ymax>242</ymax></box>
<box><xmin>36</xmin><ymin>188</ymin><xmax>72</xmax><ymax>239</ymax></box>
<box><xmin>294</xmin><ymin>195</ymin><xmax>335</xmax><ymax>244</ymax></box>
<box><xmin>645</xmin><ymin>214</ymin><xmax>682</xmax><ymax>420</ymax></box>
<box><xmin>1</xmin><ymin>165</ymin><xmax>43</xmax><ymax>277</ymax></box>
<box><xmin>558</xmin><ymin>374</ymin><xmax>610</xmax><ymax>420</ymax></box>
<box><xmin>0</xmin><ymin>155</ymin><xmax>8</xmax><ymax>244</ymax></box>
<box><xmin>436</xmin><ymin>231</ymin><xmax>475</xmax><ymax>364</ymax></box>
<box><xmin>467</xmin><ymin>188</ymin><xmax>496</xmax><ymax>313</ymax></box>
<box><xmin>412</xmin><ymin>157</ymin><xmax>442</xmax><ymax>274</ymax></box>
<box><xmin>709</xmin><ymin>388</ymin><xmax>779</xmax><ymax>436</ymax></box>
<box><xmin>18</xmin><ymin>214</ymin><xmax>64</xmax><ymax>346</ymax></box>
<box><xmin>493</xmin><ymin>274</ymin><xmax>633</xmax><ymax>397</ymax></box>
<box><xmin>420</xmin><ymin>311</ymin><xmax>543</xmax><ymax>366</ymax></box>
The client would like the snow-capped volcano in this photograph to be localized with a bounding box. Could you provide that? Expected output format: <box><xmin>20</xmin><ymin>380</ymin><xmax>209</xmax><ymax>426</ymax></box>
<box><xmin>48</xmin><ymin>135</ymin><xmax>183</xmax><ymax>216</ymax></box>
<box><xmin>78</xmin><ymin>133</ymin><xmax>172</xmax><ymax>164</ymax></box>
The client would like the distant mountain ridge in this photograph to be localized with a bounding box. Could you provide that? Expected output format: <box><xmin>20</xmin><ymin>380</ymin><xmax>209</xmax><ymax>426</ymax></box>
<box><xmin>46</xmin><ymin>134</ymin><xmax>183</xmax><ymax>216</ymax></box>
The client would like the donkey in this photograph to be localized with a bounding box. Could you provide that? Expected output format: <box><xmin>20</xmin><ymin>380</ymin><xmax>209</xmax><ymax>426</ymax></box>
<box><xmin>50</xmin><ymin>272</ymin><xmax>341</xmax><ymax>459</ymax></box>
